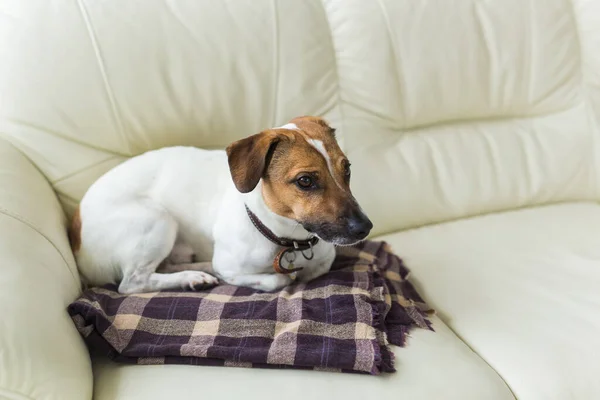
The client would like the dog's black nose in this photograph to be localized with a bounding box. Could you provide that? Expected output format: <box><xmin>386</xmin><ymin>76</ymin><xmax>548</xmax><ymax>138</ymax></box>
<box><xmin>348</xmin><ymin>210</ymin><xmax>373</xmax><ymax>239</ymax></box>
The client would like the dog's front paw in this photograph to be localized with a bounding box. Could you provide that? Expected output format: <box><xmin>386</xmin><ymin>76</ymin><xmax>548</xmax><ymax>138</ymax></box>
<box><xmin>181</xmin><ymin>271</ymin><xmax>219</xmax><ymax>290</ymax></box>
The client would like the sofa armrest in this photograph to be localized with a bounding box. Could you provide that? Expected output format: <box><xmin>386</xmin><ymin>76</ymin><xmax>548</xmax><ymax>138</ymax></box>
<box><xmin>0</xmin><ymin>139</ymin><xmax>92</xmax><ymax>400</ymax></box>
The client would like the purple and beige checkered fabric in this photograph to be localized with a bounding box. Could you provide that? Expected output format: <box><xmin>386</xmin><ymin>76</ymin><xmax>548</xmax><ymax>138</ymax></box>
<box><xmin>68</xmin><ymin>241</ymin><xmax>433</xmax><ymax>375</ymax></box>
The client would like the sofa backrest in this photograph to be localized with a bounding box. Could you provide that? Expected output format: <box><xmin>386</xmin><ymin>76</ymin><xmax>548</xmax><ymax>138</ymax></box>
<box><xmin>1</xmin><ymin>0</ymin><xmax>599</xmax><ymax>236</ymax></box>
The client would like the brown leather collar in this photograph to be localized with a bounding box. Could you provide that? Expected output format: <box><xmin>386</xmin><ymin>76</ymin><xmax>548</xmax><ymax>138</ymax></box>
<box><xmin>245</xmin><ymin>205</ymin><xmax>319</xmax><ymax>275</ymax></box>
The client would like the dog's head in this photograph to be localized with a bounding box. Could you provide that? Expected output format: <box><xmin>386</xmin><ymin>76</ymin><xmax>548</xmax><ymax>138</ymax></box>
<box><xmin>226</xmin><ymin>116</ymin><xmax>372</xmax><ymax>245</ymax></box>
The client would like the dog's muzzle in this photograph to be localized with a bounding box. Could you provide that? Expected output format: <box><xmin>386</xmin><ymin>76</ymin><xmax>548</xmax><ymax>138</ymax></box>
<box><xmin>303</xmin><ymin>208</ymin><xmax>373</xmax><ymax>245</ymax></box>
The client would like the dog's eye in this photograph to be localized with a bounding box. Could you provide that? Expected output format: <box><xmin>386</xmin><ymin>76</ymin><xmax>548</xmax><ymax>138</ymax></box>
<box><xmin>296</xmin><ymin>176</ymin><xmax>314</xmax><ymax>189</ymax></box>
<box><xmin>343</xmin><ymin>162</ymin><xmax>351</xmax><ymax>178</ymax></box>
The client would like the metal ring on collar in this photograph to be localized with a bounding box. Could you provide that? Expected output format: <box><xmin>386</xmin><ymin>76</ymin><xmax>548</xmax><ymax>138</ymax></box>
<box><xmin>300</xmin><ymin>241</ymin><xmax>314</xmax><ymax>260</ymax></box>
<box><xmin>283</xmin><ymin>249</ymin><xmax>297</xmax><ymax>264</ymax></box>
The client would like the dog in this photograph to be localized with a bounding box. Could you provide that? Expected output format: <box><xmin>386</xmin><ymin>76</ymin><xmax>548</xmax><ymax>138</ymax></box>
<box><xmin>69</xmin><ymin>116</ymin><xmax>373</xmax><ymax>294</ymax></box>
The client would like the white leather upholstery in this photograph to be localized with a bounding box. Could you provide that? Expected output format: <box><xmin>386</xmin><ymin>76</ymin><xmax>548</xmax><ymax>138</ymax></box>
<box><xmin>0</xmin><ymin>0</ymin><xmax>342</xmax><ymax>219</ymax></box>
<box><xmin>378</xmin><ymin>202</ymin><xmax>600</xmax><ymax>400</ymax></box>
<box><xmin>0</xmin><ymin>140</ymin><xmax>91</xmax><ymax>400</ymax></box>
<box><xmin>1</xmin><ymin>0</ymin><xmax>599</xmax><ymax>399</ymax></box>
<box><xmin>336</xmin><ymin>0</ymin><xmax>600</xmax><ymax>235</ymax></box>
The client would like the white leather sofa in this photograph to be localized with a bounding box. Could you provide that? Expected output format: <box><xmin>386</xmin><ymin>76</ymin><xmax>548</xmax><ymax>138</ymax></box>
<box><xmin>1</xmin><ymin>1</ymin><xmax>599</xmax><ymax>399</ymax></box>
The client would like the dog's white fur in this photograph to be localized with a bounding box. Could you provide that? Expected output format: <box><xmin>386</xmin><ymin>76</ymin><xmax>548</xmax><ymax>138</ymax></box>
<box><xmin>75</xmin><ymin>127</ymin><xmax>337</xmax><ymax>293</ymax></box>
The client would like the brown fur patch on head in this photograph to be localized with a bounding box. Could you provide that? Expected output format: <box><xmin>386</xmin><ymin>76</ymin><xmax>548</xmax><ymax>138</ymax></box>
<box><xmin>227</xmin><ymin>115</ymin><xmax>372</xmax><ymax>243</ymax></box>
<box><xmin>259</xmin><ymin>116</ymin><xmax>351</xmax><ymax>225</ymax></box>
<box><xmin>290</xmin><ymin>116</ymin><xmax>336</xmax><ymax>138</ymax></box>
<box><xmin>69</xmin><ymin>206</ymin><xmax>82</xmax><ymax>253</ymax></box>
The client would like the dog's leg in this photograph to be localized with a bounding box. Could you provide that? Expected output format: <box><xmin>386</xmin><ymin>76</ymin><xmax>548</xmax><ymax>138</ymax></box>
<box><xmin>163</xmin><ymin>259</ymin><xmax>288</xmax><ymax>290</ymax></box>
<box><xmin>116</xmin><ymin>207</ymin><xmax>217</xmax><ymax>294</ymax></box>
<box><xmin>166</xmin><ymin>242</ymin><xmax>195</xmax><ymax>264</ymax></box>
<box><xmin>147</xmin><ymin>269</ymin><xmax>217</xmax><ymax>292</ymax></box>
<box><xmin>158</xmin><ymin>262</ymin><xmax>215</xmax><ymax>275</ymax></box>
<box><xmin>120</xmin><ymin>267</ymin><xmax>218</xmax><ymax>294</ymax></box>
<box><xmin>221</xmin><ymin>273</ymin><xmax>293</xmax><ymax>292</ymax></box>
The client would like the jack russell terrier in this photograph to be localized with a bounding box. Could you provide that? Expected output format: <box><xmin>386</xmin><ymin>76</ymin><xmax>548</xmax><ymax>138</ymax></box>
<box><xmin>69</xmin><ymin>116</ymin><xmax>373</xmax><ymax>294</ymax></box>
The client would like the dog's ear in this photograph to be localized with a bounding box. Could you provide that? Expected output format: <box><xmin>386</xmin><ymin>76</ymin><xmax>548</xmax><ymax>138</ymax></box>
<box><xmin>226</xmin><ymin>129</ymin><xmax>293</xmax><ymax>193</ymax></box>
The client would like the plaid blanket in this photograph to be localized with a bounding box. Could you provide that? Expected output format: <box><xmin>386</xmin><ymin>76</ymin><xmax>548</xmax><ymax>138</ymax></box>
<box><xmin>68</xmin><ymin>241</ymin><xmax>432</xmax><ymax>375</ymax></box>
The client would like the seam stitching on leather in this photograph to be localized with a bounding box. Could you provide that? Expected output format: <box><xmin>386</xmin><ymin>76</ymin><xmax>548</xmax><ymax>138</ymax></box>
<box><xmin>567</xmin><ymin>0</ymin><xmax>599</xmax><ymax>200</ymax></box>
<box><xmin>0</xmin><ymin>206</ymin><xmax>80</xmax><ymax>288</ymax></box>
<box><xmin>76</xmin><ymin>0</ymin><xmax>132</xmax><ymax>155</ymax></box>
<box><xmin>375</xmin><ymin>0</ymin><xmax>405</xmax><ymax>128</ymax></box>
<box><xmin>2</xmin><ymin>120</ymin><xmax>127</xmax><ymax>158</ymax></box>
<box><xmin>566</xmin><ymin>0</ymin><xmax>585</xmax><ymax>98</ymax></box>
<box><xmin>51</xmin><ymin>154</ymin><xmax>124</xmax><ymax>185</ymax></box>
<box><xmin>56</xmin><ymin>191</ymin><xmax>79</xmax><ymax>209</ymax></box>
<box><xmin>271</xmin><ymin>0</ymin><xmax>280</xmax><ymax>127</ymax></box>
<box><xmin>391</xmin><ymin>106</ymin><xmax>585</xmax><ymax>134</ymax></box>
<box><xmin>320</xmin><ymin>0</ymin><xmax>348</xmax><ymax>151</ymax></box>
<box><xmin>375</xmin><ymin>199</ymin><xmax>591</xmax><ymax>239</ymax></box>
